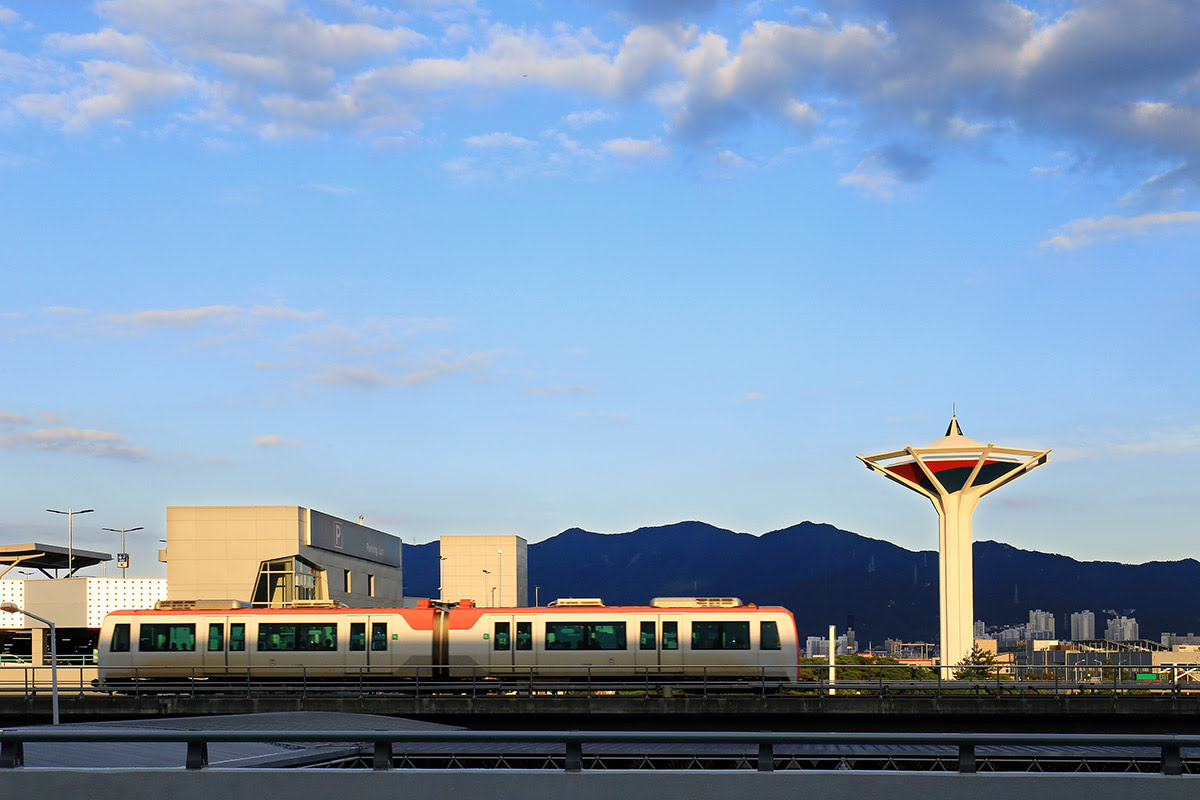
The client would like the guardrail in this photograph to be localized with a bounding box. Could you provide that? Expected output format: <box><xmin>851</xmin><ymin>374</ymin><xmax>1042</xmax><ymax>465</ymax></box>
<box><xmin>2</xmin><ymin>662</ymin><xmax>1200</xmax><ymax>700</ymax></box>
<box><xmin>0</xmin><ymin>728</ymin><xmax>1196</xmax><ymax>774</ymax></box>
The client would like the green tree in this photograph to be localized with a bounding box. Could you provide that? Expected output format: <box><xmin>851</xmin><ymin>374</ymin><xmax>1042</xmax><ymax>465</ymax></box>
<box><xmin>954</xmin><ymin>643</ymin><xmax>999</xmax><ymax>680</ymax></box>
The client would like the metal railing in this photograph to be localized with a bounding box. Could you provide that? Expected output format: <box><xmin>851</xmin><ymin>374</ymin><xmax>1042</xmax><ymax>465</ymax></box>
<box><xmin>0</xmin><ymin>728</ymin><xmax>1197</xmax><ymax>774</ymax></box>
<box><xmin>1</xmin><ymin>662</ymin><xmax>1199</xmax><ymax>700</ymax></box>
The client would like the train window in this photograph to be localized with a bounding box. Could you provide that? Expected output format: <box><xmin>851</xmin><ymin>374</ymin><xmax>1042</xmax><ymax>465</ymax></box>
<box><xmin>545</xmin><ymin>622</ymin><xmax>626</xmax><ymax>651</ymax></box>
<box><xmin>516</xmin><ymin>622</ymin><xmax>532</xmax><ymax>651</ymax></box>
<box><xmin>371</xmin><ymin>622</ymin><xmax>388</xmax><ymax>651</ymax></box>
<box><xmin>350</xmin><ymin>622</ymin><xmax>366</xmax><ymax>651</ymax></box>
<box><xmin>139</xmin><ymin>623</ymin><xmax>196</xmax><ymax>652</ymax></box>
<box><xmin>691</xmin><ymin>621</ymin><xmax>751</xmax><ymax>650</ymax></box>
<box><xmin>760</xmin><ymin>621</ymin><xmax>781</xmax><ymax>651</ymax></box>
<box><xmin>230</xmin><ymin>624</ymin><xmax>245</xmax><ymax>652</ymax></box>
<box><xmin>494</xmin><ymin>622</ymin><xmax>510</xmax><ymax>651</ymax></box>
<box><xmin>257</xmin><ymin>623</ymin><xmax>338</xmax><ymax>651</ymax></box>
<box><xmin>662</xmin><ymin>621</ymin><xmax>678</xmax><ymax>650</ymax></box>
<box><xmin>208</xmin><ymin>624</ymin><xmax>224</xmax><ymax>652</ymax></box>
<box><xmin>110</xmin><ymin>623</ymin><xmax>130</xmax><ymax>652</ymax></box>
<box><xmin>640</xmin><ymin>621</ymin><xmax>655</xmax><ymax>650</ymax></box>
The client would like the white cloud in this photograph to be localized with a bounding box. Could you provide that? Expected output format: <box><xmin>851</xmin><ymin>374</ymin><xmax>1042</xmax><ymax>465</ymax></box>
<box><xmin>464</xmin><ymin>131</ymin><xmax>534</xmax><ymax>148</ymax></box>
<box><xmin>0</xmin><ymin>410</ymin><xmax>30</xmax><ymax>425</ymax></box>
<box><xmin>1057</xmin><ymin>426</ymin><xmax>1200</xmax><ymax>462</ymax></box>
<box><xmin>523</xmin><ymin>385</ymin><xmax>598</xmax><ymax>395</ymax></box>
<box><xmin>105</xmin><ymin>304</ymin><xmax>242</xmax><ymax>328</ymax></box>
<box><xmin>839</xmin><ymin>154</ymin><xmax>902</xmax><ymax>200</ymax></box>
<box><xmin>402</xmin><ymin>350</ymin><xmax>498</xmax><ymax>385</ymax></box>
<box><xmin>253</xmin><ymin>433</ymin><xmax>299</xmax><ymax>447</ymax></box>
<box><xmin>603</xmin><ymin>136</ymin><xmax>669</xmax><ymax>160</ymax></box>
<box><xmin>310</xmin><ymin>364</ymin><xmax>394</xmax><ymax>386</ymax></box>
<box><xmin>302</xmin><ymin>182</ymin><xmax>355</xmax><ymax>194</ymax></box>
<box><xmin>249</xmin><ymin>300</ymin><xmax>323</xmax><ymax>320</ymax></box>
<box><xmin>0</xmin><ymin>426</ymin><xmax>147</xmax><ymax>460</ymax></box>
<box><xmin>737</xmin><ymin>391</ymin><xmax>764</xmax><ymax>401</ymax></box>
<box><xmin>562</xmin><ymin>108</ymin><xmax>617</xmax><ymax>128</ymax></box>
<box><xmin>43</xmin><ymin>306</ymin><xmax>90</xmax><ymax>315</ymax></box>
<box><xmin>1041</xmin><ymin>211</ymin><xmax>1200</xmax><ymax>250</ymax></box>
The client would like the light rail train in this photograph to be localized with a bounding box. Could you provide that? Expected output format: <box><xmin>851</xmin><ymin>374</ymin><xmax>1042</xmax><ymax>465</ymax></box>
<box><xmin>96</xmin><ymin>598</ymin><xmax>799</xmax><ymax>683</ymax></box>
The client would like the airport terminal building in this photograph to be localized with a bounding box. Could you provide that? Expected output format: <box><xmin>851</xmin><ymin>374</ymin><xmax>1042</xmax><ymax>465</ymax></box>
<box><xmin>164</xmin><ymin>506</ymin><xmax>404</xmax><ymax>608</ymax></box>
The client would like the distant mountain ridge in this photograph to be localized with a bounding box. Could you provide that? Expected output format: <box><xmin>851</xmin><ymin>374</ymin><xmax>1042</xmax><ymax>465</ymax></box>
<box><xmin>401</xmin><ymin>521</ymin><xmax>1200</xmax><ymax>644</ymax></box>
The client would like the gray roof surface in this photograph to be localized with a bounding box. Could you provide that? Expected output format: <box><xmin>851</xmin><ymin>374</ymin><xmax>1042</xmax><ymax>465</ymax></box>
<box><xmin>10</xmin><ymin>711</ymin><xmax>459</xmax><ymax>768</ymax></box>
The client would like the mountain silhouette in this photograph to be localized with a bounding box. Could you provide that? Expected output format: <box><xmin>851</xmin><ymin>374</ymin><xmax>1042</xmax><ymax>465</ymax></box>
<box><xmin>402</xmin><ymin>521</ymin><xmax>1199</xmax><ymax>645</ymax></box>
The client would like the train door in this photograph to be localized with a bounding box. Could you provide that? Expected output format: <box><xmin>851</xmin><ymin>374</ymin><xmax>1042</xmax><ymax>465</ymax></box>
<box><xmin>368</xmin><ymin>615</ymin><xmax>393</xmax><ymax>677</ymax></box>
<box><xmin>512</xmin><ymin>616</ymin><xmax>536</xmax><ymax>673</ymax></box>
<box><xmin>344</xmin><ymin>613</ymin><xmax>372</xmax><ymax>675</ymax></box>
<box><xmin>226</xmin><ymin>618</ymin><xmax>250</xmax><ymax>674</ymax></box>
<box><xmin>659</xmin><ymin>615</ymin><xmax>684</xmax><ymax>674</ymax></box>
<box><xmin>635</xmin><ymin>616</ymin><xmax>658</xmax><ymax>670</ymax></box>
<box><xmin>488</xmin><ymin>614</ymin><xmax>515</xmax><ymax>677</ymax></box>
<box><xmin>201</xmin><ymin>616</ymin><xmax>227</xmax><ymax>676</ymax></box>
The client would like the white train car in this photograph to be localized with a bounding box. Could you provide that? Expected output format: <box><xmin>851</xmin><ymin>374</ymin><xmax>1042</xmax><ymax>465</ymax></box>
<box><xmin>447</xmin><ymin>600</ymin><xmax>798</xmax><ymax>680</ymax></box>
<box><xmin>99</xmin><ymin>605</ymin><xmax>439</xmax><ymax>680</ymax></box>
<box><xmin>96</xmin><ymin>598</ymin><xmax>798</xmax><ymax>683</ymax></box>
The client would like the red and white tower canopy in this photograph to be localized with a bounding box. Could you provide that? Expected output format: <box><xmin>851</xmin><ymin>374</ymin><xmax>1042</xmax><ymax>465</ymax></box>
<box><xmin>857</xmin><ymin>417</ymin><xmax>1050</xmax><ymax>670</ymax></box>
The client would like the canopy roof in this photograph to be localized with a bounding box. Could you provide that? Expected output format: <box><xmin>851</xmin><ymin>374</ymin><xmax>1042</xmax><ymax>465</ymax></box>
<box><xmin>0</xmin><ymin>543</ymin><xmax>111</xmax><ymax>578</ymax></box>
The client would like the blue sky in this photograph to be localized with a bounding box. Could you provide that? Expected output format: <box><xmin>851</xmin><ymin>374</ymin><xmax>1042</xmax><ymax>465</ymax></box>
<box><xmin>1</xmin><ymin>0</ymin><xmax>1199</xmax><ymax>578</ymax></box>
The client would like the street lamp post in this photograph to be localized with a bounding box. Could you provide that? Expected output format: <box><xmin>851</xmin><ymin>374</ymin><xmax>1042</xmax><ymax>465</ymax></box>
<box><xmin>102</xmin><ymin>526</ymin><xmax>143</xmax><ymax>578</ymax></box>
<box><xmin>497</xmin><ymin>549</ymin><xmax>503</xmax><ymax>608</ymax></box>
<box><xmin>534</xmin><ymin>585</ymin><xmax>540</xmax><ymax>607</ymax></box>
<box><xmin>47</xmin><ymin>508</ymin><xmax>94</xmax><ymax>578</ymax></box>
<box><xmin>1</xmin><ymin>603</ymin><xmax>57</xmax><ymax>724</ymax></box>
<box><xmin>438</xmin><ymin>556</ymin><xmax>447</xmax><ymax>601</ymax></box>
<box><xmin>481</xmin><ymin>570</ymin><xmax>491</xmax><ymax>608</ymax></box>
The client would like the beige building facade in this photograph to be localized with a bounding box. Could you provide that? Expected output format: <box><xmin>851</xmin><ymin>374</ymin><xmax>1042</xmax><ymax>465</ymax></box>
<box><xmin>165</xmin><ymin>506</ymin><xmax>404</xmax><ymax>607</ymax></box>
<box><xmin>439</xmin><ymin>534</ymin><xmax>527</xmax><ymax>607</ymax></box>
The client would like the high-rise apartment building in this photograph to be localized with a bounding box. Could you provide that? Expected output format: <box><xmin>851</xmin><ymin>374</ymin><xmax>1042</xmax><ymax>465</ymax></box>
<box><xmin>1070</xmin><ymin>610</ymin><xmax>1096</xmax><ymax>640</ymax></box>
<box><xmin>1105</xmin><ymin>615</ymin><xmax>1139</xmax><ymax>642</ymax></box>
<box><xmin>1028</xmin><ymin>609</ymin><xmax>1055</xmax><ymax>640</ymax></box>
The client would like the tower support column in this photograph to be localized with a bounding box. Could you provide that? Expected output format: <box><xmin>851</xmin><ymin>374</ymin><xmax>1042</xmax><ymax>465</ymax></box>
<box><xmin>937</xmin><ymin>493</ymin><xmax>979</xmax><ymax>669</ymax></box>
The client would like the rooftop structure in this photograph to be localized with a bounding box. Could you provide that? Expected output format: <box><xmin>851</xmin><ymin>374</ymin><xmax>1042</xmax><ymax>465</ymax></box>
<box><xmin>0</xmin><ymin>543</ymin><xmax>111</xmax><ymax>579</ymax></box>
<box><xmin>859</xmin><ymin>416</ymin><xmax>1050</xmax><ymax>668</ymax></box>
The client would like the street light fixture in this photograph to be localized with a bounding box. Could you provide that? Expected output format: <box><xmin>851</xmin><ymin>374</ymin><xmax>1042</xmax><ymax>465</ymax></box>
<box><xmin>438</xmin><ymin>556</ymin><xmax>448</xmax><ymax>601</ymax></box>
<box><xmin>102</xmin><ymin>526</ymin><xmax>144</xmax><ymax>578</ymax></box>
<box><xmin>0</xmin><ymin>603</ymin><xmax>58</xmax><ymax>725</ymax></box>
<box><xmin>46</xmin><ymin>508</ymin><xmax>93</xmax><ymax>578</ymax></box>
<box><xmin>481</xmin><ymin>569</ymin><xmax>491</xmax><ymax>608</ymax></box>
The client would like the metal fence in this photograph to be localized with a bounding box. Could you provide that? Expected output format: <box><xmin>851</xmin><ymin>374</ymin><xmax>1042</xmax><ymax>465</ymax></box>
<box><xmin>1</xmin><ymin>728</ymin><xmax>1199</xmax><ymax>774</ymax></box>
<box><xmin>2</xmin><ymin>663</ymin><xmax>1200</xmax><ymax>700</ymax></box>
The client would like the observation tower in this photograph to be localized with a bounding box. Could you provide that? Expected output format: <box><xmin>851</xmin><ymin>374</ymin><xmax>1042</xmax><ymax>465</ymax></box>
<box><xmin>858</xmin><ymin>417</ymin><xmax>1050</xmax><ymax>668</ymax></box>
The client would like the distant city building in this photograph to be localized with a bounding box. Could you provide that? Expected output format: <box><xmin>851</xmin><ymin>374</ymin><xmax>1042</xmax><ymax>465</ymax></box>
<box><xmin>974</xmin><ymin>620</ymin><xmax>986</xmax><ymax>639</ymax></box>
<box><xmin>997</xmin><ymin>625</ymin><xmax>1026</xmax><ymax>644</ymax></box>
<box><xmin>1162</xmin><ymin>633</ymin><xmax>1200</xmax><ymax>648</ymax></box>
<box><xmin>805</xmin><ymin>634</ymin><xmax>850</xmax><ymax>658</ymax></box>
<box><xmin>1028</xmin><ymin>609</ymin><xmax>1055</xmax><ymax>640</ymax></box>
<box><xmin>1070</xmin><ymin>610</ymin><xmax>1096</xmax><ymax>640</ymax></box>
<box><xmin>1105</xmin><ymin>615</ymin><xmax>1139</xmax><ymax>642</ymax></box>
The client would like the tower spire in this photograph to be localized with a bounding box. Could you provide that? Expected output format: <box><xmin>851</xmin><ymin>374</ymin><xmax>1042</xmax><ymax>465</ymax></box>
<box><xmin>945</xmin><ymin>415</ymin><xmax>963</xmax><ymax>437</ymax></box>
